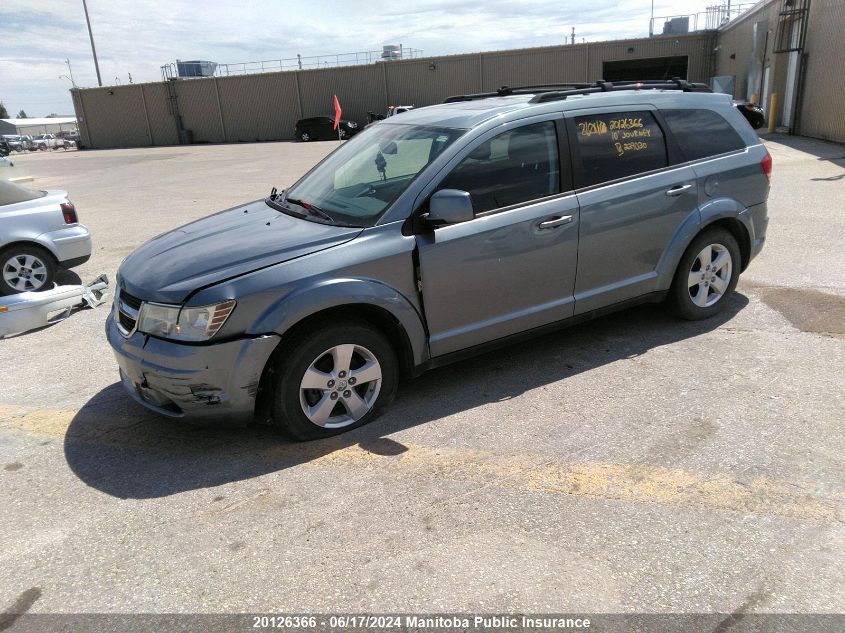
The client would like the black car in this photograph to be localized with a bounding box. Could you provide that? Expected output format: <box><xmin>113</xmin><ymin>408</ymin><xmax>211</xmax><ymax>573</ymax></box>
<box><xmin>733</xmin><ymin>100</ymin><xmax>766</xmax><ymax>130</ymax></box>
<box><xmin>294</xmin><ymin>116</ymin><xmax>359</xmax><ymax>141</ymax></box>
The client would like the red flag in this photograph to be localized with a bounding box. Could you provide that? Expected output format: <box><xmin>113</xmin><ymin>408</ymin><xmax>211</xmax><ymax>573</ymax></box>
<box><xmin>332</xmin><ymin>95</ymin><xmax>342</xmax><ymax>130</ymax></box>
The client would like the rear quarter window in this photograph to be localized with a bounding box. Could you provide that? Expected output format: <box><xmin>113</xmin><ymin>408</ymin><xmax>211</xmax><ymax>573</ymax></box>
<box><xmin>661</xmin><ymin>108</ymin><xmax>746</xmax><ymax>162</ymax></box>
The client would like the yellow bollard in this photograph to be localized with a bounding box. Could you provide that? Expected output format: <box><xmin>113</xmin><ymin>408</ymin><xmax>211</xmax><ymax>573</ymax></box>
<box><xmin>768</xmin><ymin>93</ymin><xmax>779</xmax><ymax>133</ymax></box>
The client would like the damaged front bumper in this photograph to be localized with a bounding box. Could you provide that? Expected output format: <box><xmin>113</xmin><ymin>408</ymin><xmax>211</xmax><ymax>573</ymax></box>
<box><xmin>106</xmin><ymin>313</ymin><xmax>280</xmax><ymax>425</ymax></box>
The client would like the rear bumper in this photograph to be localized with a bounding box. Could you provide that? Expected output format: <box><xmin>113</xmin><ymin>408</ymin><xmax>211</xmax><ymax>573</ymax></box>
<box><xmin>746</xmin><ymin>201</ymin><xmax>769</xmax><ymax>262</ymax></box>
<box><xmin>106</xmin><ymin>312</ymin><xmax>280</xmax><ymax>424</ymax></box>
<box><xmin>39</xmin><ymin>224</ymin><xmax>92</xmax><ymax>265</ymax></box>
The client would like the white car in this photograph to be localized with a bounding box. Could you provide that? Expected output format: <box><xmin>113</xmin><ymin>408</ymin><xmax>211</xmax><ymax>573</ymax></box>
<box><xmin>0</xmin><ymin>179</ymin><xmax>91</xmax><ymax>295</ymax></box>
<box><xmin>0</xmin><ymin>156</ymin><xmax>13</xmax><ymax>170</ymax></box>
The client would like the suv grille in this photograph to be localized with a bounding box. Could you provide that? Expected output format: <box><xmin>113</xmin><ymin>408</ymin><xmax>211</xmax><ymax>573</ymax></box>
<box><xmin>116</xmin><ymin>289</ymin><xmax>143</xmax><ymax>336</ymax></box>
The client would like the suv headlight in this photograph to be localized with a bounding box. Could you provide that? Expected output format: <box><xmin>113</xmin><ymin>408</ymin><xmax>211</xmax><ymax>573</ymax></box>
<box><xmin>137</xmin><ymin>300</ymin><xmax>236</xmax><ymax>341</ymax></box>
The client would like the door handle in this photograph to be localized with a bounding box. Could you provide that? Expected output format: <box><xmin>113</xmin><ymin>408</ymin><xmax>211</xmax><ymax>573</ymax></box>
<box><xmin>538</xmin><ymin>215</ymin><xmax>573</xmax><ymax>229</ymax></box>
<box><xmin>665</xmin><ymin>184</ymin><xmax>693</xmax><ymax>196</ymax></box>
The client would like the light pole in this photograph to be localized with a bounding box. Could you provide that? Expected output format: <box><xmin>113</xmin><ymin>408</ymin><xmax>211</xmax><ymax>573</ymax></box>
<box><xmin>649</xmin><ymin>0</ymin><xmax>654</xmax><ymax>37</ymax></box>
<box><xmin>81</xmin><ymin>0</ymin><xmax>102</xmax><ymax>86</ymax></box>
<box><xmin>65</xmin><ymin>59</ymin><xmax>76</xmax><ymax>87</ymax></box>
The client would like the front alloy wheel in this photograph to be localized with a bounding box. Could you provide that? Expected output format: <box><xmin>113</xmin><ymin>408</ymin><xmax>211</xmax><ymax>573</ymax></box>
<box><xmin>299</xmin><ymin>344</ymin><xmax>383</xmax><ymax>429</ymax></box>
<box><xmin>269</xmin><ymin>322</ymin><xmax>398</xmax><ymax>440</ymax></box>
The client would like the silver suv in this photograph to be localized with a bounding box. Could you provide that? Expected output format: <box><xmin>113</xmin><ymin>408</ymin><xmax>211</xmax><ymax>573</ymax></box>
<box><xmin>108</xmin><ymin>80</ymin><xmax>771</xmax><ymax>440</ymax></box>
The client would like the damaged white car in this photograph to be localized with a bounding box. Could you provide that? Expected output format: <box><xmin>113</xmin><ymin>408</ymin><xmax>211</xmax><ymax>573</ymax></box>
<box><xmin>0</xmin><ymin>178</ymin><xmax>92</xmax><ymax>295</ymax></box>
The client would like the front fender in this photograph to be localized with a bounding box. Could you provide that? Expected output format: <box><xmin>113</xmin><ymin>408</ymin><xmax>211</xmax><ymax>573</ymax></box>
<box><xmin>247</xmin><ymin>277</ymin><xmax>428</xmax><ymax>365</ymax></box>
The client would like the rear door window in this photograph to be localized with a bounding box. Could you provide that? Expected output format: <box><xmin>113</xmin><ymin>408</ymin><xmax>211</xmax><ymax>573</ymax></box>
<box><xmin>572</xmin><ymin>111</ymin><xmax>668</xmax><ymax>188</ymax></box>
<box><xmin>661</xmin><ymin>108</ymin><xmax>746</xmax><ymax>161</ymax></box>
<box><xmin>438</xmin><ymin>121</ymin><xmax>561</xmax><ymax>214</ymax></box>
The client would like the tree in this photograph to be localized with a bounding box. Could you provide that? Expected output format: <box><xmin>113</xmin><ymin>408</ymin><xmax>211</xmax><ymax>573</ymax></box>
<box><xmin>0</xmin><ymin>102</ymin><xmax>8</xmax><ymax>119</ymax></box>
<box><xmin>17</xmin><ymin>110</ymin><xmax>27</xmax><ymax>119</ymax></box>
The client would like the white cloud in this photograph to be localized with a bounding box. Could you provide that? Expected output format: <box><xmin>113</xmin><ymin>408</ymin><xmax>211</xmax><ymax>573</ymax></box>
<box><xmin>1</xmin><ymin>0</ymin><xmax>712</xmax><ymax>116</ymax></box>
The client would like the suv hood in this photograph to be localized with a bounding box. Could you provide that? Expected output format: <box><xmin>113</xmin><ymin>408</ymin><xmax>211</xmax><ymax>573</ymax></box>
<box><xmin>119</xmin><ymin>199</ymin><xmax>362</xmax><ymax>303</ymax></box>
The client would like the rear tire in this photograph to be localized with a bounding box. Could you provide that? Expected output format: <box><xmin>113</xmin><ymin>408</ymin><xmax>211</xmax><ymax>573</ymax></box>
<box><xmin>0</xmin><ymin>245</ymin><xmax>57</xmax><ymax>295</ymax></box>
<box><xmin>299</xmin><ymin>132</ymin><xmax>311</xmax><ymax>142</ymax></box>
<box><xmin>269</xmin><ymin>321</ymin><xmax>398</xmax><ymax>440</ymax></box>
<box><xmin>666</xmin><ymin>227</ymin><xmax>740</xmax><ymax>320</ymax></box>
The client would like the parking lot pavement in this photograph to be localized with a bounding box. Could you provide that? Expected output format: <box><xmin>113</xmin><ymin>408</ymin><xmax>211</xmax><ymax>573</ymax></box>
<box><xmin>1</xmin><ymin>137</ymin><xmax>843</xmax><ymax>613</ymax></box>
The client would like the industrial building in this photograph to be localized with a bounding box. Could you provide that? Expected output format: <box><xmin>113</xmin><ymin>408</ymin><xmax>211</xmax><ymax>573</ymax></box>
<box><xmin>70</xmin><ymin>0</ymin><xmax>845</xmax><ymax>148</ymax></box>
<box><xmin>715</xmin><ymin>0</ymin><xmax>844</xmax><ymax>141</ymax></box>
<box><xmin>0</xmin><ymin>117</ymin><xmax>78</xmax><ymax>136</ymax></box>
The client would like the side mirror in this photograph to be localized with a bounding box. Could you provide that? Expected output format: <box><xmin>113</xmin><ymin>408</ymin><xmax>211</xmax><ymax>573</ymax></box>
<box><xmin>425</xmin><ymin>189</ymin><xmax>474</xmax><ymax>226</ymax></box>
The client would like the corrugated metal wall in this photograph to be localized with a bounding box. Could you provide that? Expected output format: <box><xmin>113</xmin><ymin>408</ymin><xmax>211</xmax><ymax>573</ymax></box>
<box><xmin>218</xmin><ymin>74</ymin><xmax>301</xmax><ymax>142</ymax></box>
<box><xmin>298</xmin><ymin>64</ymin><xmax>386</xmax><ymax>129</ymax></box>
<box><xmin>798</xmin><ymin>0</ymin><xmax>845</xmax><ymax>142</ymax></box>
<box><xmin>387</xmin><ymin>54</ymin><xmax>482</xmax><ymax>106</ymax></box>
<box><xmin>68</xmin><ymin>31</ymin><xmax>750</xmax><ymax>150</ymax></box>
<box><xmin>714</xmin><ymin>1</ymin><xmax>780</xmax><ymax>102</ymax></box>
<box><xmin>142</xmin><ymin>83</ymin><xmax>179</xmax><ymax>145</ymax></box>
<box><xmin>714</xmin><ymin>0</ymin><xmax>845</xmax><ymax>143</ymax></box>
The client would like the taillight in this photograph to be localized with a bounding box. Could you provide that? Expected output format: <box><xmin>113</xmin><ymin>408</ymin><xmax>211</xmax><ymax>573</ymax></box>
<box><xmin>61</xmin><ymin>201</ymin><xmax>78</xmax><ymax>224</ymax></box>
<box><xmin>761</xmin><ymin>152</ymin><xmax>772</xmax><ymax>183</ymax></box>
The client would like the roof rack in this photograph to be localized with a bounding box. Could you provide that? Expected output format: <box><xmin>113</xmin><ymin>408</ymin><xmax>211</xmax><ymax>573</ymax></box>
<box><xmin>443</xmin><ymin>78</ymin><xmax>711</xmax><ymax>104</ymax></box>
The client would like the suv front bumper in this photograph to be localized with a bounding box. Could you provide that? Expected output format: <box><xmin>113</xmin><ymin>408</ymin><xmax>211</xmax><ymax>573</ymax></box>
<box><xmin>106</xmin><ymin>312</ymin><xmax>280</xmax><ymax>425</ymax></box>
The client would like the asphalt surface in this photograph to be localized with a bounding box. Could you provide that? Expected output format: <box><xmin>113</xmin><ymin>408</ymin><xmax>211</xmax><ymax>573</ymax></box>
<box><xmin>0</xmin><ymin>136</ymin><xmax>843</xmax><ymax>615</ymax></box>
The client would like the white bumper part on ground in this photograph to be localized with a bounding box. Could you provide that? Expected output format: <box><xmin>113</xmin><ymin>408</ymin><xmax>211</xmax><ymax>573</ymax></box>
<box><xmin>0</xmin><ymin>274</ymin><xmax>109</xmax><ymax>338</ymax></box>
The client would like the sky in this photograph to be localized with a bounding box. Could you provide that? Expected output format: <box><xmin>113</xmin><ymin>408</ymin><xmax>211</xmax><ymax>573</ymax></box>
<box><xmin>1</xmin><ymin>0</ymin><xmax>713</xmax><ymax>118</ymax></box>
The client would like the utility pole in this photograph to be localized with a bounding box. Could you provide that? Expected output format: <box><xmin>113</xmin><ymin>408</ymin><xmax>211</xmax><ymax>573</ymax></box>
<box><xmin>81</xmin><ymin>0</ymin><xmax>102</xmax><ymax>86</ymax></box>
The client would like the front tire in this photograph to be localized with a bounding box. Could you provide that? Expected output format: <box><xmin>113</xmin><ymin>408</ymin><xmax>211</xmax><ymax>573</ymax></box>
<box><xmin>0</xmin><ymin>245</ymin><xmax>57</xmax><ymax>295</ymax></box>
<box><xmin>269</xmin><ymin>322</ymin><xmax>398</xmax><ymax>440</ymax></box>
<box><xmin>666</xmin><ymin>227</ymin><xmax>740</xmax><ymax>320</ymax></box>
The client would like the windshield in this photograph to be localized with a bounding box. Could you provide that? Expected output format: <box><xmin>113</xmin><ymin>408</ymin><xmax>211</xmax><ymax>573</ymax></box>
<box><xmin>280</xmin><ymin>123</ymin><xmax>463</xmax><ymax>226</ymax></box>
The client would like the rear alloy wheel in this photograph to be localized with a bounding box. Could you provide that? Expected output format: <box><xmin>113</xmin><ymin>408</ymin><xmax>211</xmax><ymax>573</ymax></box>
<box><xmin>0</xmin><ymin>245</ymin><xmax>56</xmax><ymax>295</ymax></box>
<box><xmin>300</xmin><ymin>132</ymin><xmax>311</xmax><ymax>142</ymax></box>
<box><xmin>269</xmin><ymin>322</ymin><xmax>398</xmax><ymax>440</ymax></box>
<box><xmin>667</xmin><ymin>227</ymin><xmax>740</xmax><ymax>320</ymax></box>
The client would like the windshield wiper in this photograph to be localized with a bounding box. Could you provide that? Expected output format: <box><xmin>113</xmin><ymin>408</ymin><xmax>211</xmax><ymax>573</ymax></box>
<box><xmin>266</xmin><ymin>189</ymin><xmax>359</xmax><ymax>227</ymax></box>
<box><xmin>284</xmin><ymin>197</ymin><xmax>337</xmax><ymax>224</ymax></box>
